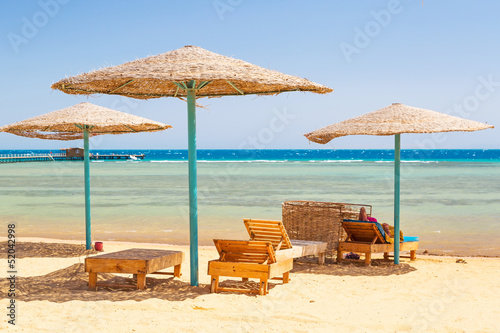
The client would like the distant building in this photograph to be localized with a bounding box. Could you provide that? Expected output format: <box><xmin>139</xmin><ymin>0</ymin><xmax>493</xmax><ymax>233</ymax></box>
<box><xmin>60</xmin><ymin>148</ymin><xmax>84</xmax><ymax>158</ymax></box>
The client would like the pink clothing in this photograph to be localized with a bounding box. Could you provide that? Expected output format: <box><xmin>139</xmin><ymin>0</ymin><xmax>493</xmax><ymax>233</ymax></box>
<box><xmin>367</xmin><ymin>217</ymin><xmax>378</xmax><ymax>222</ymax></box>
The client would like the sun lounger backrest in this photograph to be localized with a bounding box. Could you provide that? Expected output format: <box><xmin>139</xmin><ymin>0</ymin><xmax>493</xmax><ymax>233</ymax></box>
<box><xmin>213</xmin><ymin>239</ymin><xmax>276</xmax><ymax>264</ymax></box>
<box><xmin>341</xmin><ymin>221</ymin><xmax>387</xmax><ymax>244</ymax></box>
<box><xmin>243</xmin><ymin>219</ymin><xmax>293</xmax><ymax>250</ymax></box>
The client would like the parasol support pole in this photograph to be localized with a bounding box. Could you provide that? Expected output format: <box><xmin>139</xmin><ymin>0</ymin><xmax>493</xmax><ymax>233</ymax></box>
<box><xmin>187</xmin><ymin>85</ymin><xmax>199</xmax><ymax>286</ymax></box>
<box><xmin>394</xmin><ymin>134</ymin><xmax>401</xmax><ymax>264</ymax></box>
<box><xmin>83</xmin><ymin>126</ymin><xmax>92</xmax><ymax>250</ymax></box>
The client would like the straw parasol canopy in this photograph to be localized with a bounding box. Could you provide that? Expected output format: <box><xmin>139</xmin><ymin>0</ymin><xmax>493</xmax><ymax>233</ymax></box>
<box><xmin>305</xmin><ymin>103</ymin><xmax>493</xmax><ymax>265</ymax></box>
<box><xmin>305</xmin><ymin>103</ymin><xmax>494</xmax><ymax>144</ymax></box>
<box><xmin>50</xmin><ymin>45</ymin><xmax>332</xmax><ymax>286</ymax></box>
<box><xmin>1</xmin><ymin>102</ymin><xmax>171</xmax><ymax>250</ymax></box>
<box><xmin>51</xmin><ymin>45</ymin><xmax>332</xmax><ymax>99</ymax></box>
<box><xmin>0</xmin><ymin>102</ymin><xmax>171</xmax><ymax>140</ymax></box>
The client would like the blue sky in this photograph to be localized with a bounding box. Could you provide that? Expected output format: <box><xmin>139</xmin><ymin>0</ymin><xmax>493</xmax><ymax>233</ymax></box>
<box><xmin>1</xmin><ymin>0</ymin><xmax>498</xmax><ymax>150</ymax></box>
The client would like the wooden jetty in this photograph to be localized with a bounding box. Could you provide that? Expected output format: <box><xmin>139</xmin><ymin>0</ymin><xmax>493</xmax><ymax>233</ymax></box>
<box><xmin>0</xmin><ymin>152</ymin><xmax>145</xmax><ymax>163</ymax></box>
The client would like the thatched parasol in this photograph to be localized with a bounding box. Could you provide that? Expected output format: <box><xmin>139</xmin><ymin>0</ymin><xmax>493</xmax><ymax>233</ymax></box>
<box><xmin>1</xmin><ymin>102</ymin><xmax>170</xmax><ymax>140</ymax></box>
<box><xmin>305</xmin><ymin>103</ymin><xmax>493</xmax><ymax>143</ymax></box>
<box><xmin>51</xmin><ymin>45</ymin><xmax>332</xmax><ymax>286</ymax></box>
<box><xmin>51</xmin><ymin>45</ymin><xmax>332</xmax><ymax>98</ymax></box>
<box><xmin>0</xmin><ymin>102</ymin><xmax>171</xmax><ymax>249</ymax></box>
<box><xmin>305</xmin><ymin>103</ymin><xmax>493</xmax><ymax>264</ymax></box>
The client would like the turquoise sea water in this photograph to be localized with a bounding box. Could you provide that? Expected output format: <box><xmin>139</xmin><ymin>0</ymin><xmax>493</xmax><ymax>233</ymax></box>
<box><xmin>1</xmin><ymin>149</ymin><xmax>499</xmax><ymax>256</ymax></box>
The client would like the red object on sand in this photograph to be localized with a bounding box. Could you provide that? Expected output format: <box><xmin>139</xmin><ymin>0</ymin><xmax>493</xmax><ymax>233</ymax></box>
<box><xmin>95</xmin><ymin>242</ymin><xmax>103</xmax><ymax>251</ymax></box>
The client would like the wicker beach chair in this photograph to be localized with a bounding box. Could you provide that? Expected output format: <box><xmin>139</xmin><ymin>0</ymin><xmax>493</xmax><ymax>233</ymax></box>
<box><xmin>282</xmin><ymin>201</ymin><xmax>373</xmax><ymax>257</ymax></box>
<box><xmin>208</xmin><ymin>239</ymin><xmax>293</xmax><ymax>295</ymax></box>
<box><xmin>243</xmin><ymin>218</ymin><xmax>327</xmax><ymax>264</ymax></box>
<box><xmin>337</xmin><ymin>220</ymin><xmax>419</xmax><ymax>265</ymax></box>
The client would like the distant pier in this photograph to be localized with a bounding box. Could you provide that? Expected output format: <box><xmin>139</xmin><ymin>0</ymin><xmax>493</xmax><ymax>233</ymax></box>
<box><xmin>0</xmin><ymin>152</ymin><xmax>145</xmax><ymax>163</ymax></box>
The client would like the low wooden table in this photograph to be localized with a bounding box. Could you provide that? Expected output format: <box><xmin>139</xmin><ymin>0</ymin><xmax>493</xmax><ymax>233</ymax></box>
<box><xmin>85</xmin><ymin>248</ymin><xmax>184</xmax><ymax>290</ymax></box>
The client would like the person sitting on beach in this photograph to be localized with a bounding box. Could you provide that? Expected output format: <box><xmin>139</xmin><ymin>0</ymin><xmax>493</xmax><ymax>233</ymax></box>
<box><xmin>358</xmin><ymin>207</ymin><xmax>377</xmax><ymax>222</ymax></box>
<box><xmin>358</xmin><ymin>207</ymin><xmax>403</xmax><ymax>243</ymax></box>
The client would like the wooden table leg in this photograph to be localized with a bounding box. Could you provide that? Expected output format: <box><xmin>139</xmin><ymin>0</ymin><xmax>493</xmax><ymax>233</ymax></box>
<box><xmin>136</xmin><ymin>274</ymin><xmax>146</xmax><ymax>290</ymax></box>
<box><xmin>283</xmin><ymin>272</ymin><xmax>290</xmax><ymax>284</ymax></box>
<box><xmin>174</xmin><ymin>264</ymin><xmax>181</xmax><ymax>278</ymax></box>
<box><xmin>210</xmin><ymin>276</ymin><xmax>219</xmax><ymax>293</ymax></box>
<box><xmin>410</xmin><ymin>250</ymin><xmax>416</xmax><ymax>261</ymax></box>
<box><xmin>89</xmin><ymin>272</ymin><xmax>97</xmax><ymax>291</ymax></box>
<box><xmin>318</xmin><ymin>252</ymin><xmax>325</xmax><ymax>265</ymax></box>
<box><xmin>259</xmin><ymin>279</ymin><xmax>268</xmax><ymax>296</ymax></box>
<box><xmin>337</xmin><ymin>250</ymin><xmax>344</xmax><ymax>263</ymax></box>
<box><xmin>364</xmin><ymin>252</ymin><xmax>371</xmax><ymax>265</ymax></box>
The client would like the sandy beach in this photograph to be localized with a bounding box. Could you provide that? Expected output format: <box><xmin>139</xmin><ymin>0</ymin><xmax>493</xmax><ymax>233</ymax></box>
<box><xmin>2</xmin><ymin>0</ymin><xmax>499</xmax><ymax>332</ymax></box>
<box><xmin>1</xmin><ymin>237</ymin><xmax>499</xmax><ymax>332</ymax></box>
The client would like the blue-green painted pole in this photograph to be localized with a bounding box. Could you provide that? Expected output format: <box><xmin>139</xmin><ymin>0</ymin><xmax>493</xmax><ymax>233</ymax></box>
<box><xmin>187</xmin><ymin>88</ymin><xmax>199</xmax><ymax>286</ymax></box>
<box><xmin>83</xmin><ymin>126</ymin><xmax>91</xmax><ymax>250</ymax></box>
<box><xmin>394</xmin><ymin>134</ymin><xmax>401</xmax><ymax>264</ymax></box>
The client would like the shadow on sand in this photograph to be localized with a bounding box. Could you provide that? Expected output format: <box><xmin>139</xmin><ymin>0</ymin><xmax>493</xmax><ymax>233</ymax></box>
<box><xmin>291</xmin><ymin>257</ymin><xmax>417</xmax><ymax>276</ymax></box>
<box><xmin>0</xmin><ymin>242</ymin><xmax>98</xmax><ymax>259</ymax></box>
<box><xmin>1</xmin><ymin>256</ymin><xmax>417</xmax><ymax>302</ymax></box>
<box><xmin>0</xmin><ymin>263</ymin><xmax>210</xmax><ymax>303</ymax></box>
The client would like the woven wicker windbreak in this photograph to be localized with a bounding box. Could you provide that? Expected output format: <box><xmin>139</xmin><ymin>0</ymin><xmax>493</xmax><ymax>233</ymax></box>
<box><xmin>0</xmin><ymin>102</ymin><xmax>171</xmax><ymax>141</ymax></box>
<box><xmin>282</xmin><ymin>201</ymin><xmax>372</xmax><ymax>256</ymax></box>
<box><xmin>305</xmin><ymin>103</ymin><xmax>494</xmax><ymax>144</ymax></box>
<box><xmin>51</xmin><ymin>45</ymin><xmax>333</xmax><ymax>99</ymax></box>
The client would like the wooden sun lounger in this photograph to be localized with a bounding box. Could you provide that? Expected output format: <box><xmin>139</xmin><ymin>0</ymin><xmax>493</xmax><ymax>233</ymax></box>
<box><xmin>337</xmin><ymin>221</ymin><xmax>419</xmax><ymax>265</ymax></box>
<box><xmin>243</xmin><ymin>218</ymin><xmax>327</xmax><ymax>264</ymax></box>
<box><xmin>207</xmin><ymin>240</ymin><xmax>293</xmax><ymax>295</ymax></box>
